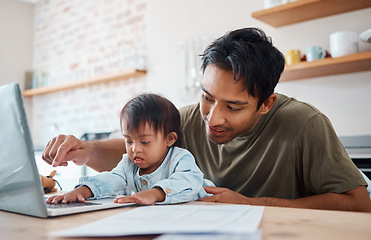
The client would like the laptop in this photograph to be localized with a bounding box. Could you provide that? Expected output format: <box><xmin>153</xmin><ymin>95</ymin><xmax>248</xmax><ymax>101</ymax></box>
<box><xmin>0</xmin><ymin>83</ymin><xmax>133</xmax><ymax>218</ymax></box>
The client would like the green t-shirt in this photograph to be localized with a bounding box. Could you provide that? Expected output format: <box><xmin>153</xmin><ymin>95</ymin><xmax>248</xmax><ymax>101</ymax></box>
<box><xmin>179</xmin><ymin>93</ymin><xmax>366</xmax><ymax>199</ymax></box>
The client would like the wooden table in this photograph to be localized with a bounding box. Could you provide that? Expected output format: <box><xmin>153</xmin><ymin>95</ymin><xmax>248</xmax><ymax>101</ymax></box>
<box><xmin>1</xmin><ymin>204</ymin><xmax>371</xmax><ymax>240</ymax></box>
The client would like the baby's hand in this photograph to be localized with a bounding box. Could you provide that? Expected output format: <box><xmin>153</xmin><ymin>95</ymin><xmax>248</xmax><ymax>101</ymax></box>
<box><xmin>46</xmin><ymin>186</ymin><xmax>93</xmax><ymax>204</ymax></box>
<box><xmin>114</xmin><ymin>188</ymin><xmax>165</xmax><ymax>205</ymax></box>
<box><xmin>46</xmin><ymin>192</ymin><xmax>86</xmax><ymax>204</ymax></box>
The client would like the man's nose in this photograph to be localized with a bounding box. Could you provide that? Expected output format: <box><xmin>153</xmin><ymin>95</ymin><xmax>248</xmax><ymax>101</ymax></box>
<box><xmin>208</xmin><ymin>105</ymin><xmax>225</xmax><ymax>126</ymax></box>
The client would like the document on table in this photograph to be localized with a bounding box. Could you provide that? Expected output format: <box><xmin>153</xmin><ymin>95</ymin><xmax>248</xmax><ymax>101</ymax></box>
<box><xmin>53</xmin><ymin>203</ymin><xmax>264</xmax><ymax>237</ymax></box>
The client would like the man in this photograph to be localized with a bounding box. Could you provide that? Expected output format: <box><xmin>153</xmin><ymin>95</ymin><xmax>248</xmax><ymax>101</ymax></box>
<box><xmin>42</xmin><ymin>28</ymin><xmax>371</xmax><ymax>211</ymax></box>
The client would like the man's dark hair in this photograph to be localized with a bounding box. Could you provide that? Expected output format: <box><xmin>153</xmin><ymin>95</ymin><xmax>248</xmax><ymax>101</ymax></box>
<box><xmin>201</xmin><ymin>27</ymin><xmax>285</xmax><ymax>109</ymax></box>
<box><xmin>120</xmin><ymin>93</ymin><xmax>183</xmax><ymax>147</ymax></box>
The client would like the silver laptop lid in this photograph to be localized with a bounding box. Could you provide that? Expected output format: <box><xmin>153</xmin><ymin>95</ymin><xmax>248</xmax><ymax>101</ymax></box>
<box><xmin>0</xmin><ymin>83</ymin><xmax>48</xmax><ymax>218</ymax></box>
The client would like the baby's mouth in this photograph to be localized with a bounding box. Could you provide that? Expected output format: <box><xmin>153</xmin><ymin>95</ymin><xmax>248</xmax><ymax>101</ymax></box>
<box><xmin>133</xmin><ymin>157</ymin><xmax>144</xmax><ymax>165</ymax></box>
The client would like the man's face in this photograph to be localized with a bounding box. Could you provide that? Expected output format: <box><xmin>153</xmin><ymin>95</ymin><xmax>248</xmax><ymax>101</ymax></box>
<box><xmin>200</xmin><ymin>64</ymin><xmax>265</xmax><ymax>144</ymax></box>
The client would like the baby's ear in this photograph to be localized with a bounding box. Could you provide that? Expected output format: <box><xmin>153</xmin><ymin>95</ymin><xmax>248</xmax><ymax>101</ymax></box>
<box><xmin>167</xmin><ymin>132</ymin><xmax>178</xmax><ymax>147</ymax></box>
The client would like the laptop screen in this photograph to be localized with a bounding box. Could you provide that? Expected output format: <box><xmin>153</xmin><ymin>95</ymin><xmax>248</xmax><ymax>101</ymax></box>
<box><xmin>0</xmin><ymin>83</ymin><xmax>48</xmax><ymax>218</ymax></box>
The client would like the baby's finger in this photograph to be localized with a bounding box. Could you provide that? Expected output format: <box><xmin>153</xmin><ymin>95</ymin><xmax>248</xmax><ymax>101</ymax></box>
<box><xmin>77</xmin><ymin>194</ymin><xmax>86</xmax><ymax>203</ymax></box>
<box><xmin>46</xmin><ymin>195</ymin><xmax>58</xmax><ymax>203</ymax></box>
<box><xmin>61</xmin><ymin>194</ymin><xmax>78</xmax><ymax>204</ymax></box>
<box><xmin>51</xmin><ymin>195</ymin><xmax>65</xmax><ymax>204</ymax></box>
<box><xmin>115</xmin><ymin>196</ymin><xmax>134</xmax><ymax>204</ymax></box>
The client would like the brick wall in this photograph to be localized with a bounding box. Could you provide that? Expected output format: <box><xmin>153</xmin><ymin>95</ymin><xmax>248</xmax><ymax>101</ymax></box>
<box><xmin>31</xmin><ymin>0</ymin><xmax>147</xmax><ymax>148</ymax></box>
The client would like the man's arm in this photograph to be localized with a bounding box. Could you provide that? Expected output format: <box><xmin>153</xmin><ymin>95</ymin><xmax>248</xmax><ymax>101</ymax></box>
<box><xmin>84</xmin><ymin>138</ymin><xmax>126</xmax><ymax>171</ymax></box>
<box><xmin>200</xmin><ymin>186</ymin><xmax>371</xmax><ymax>212</ymax></box>
<box><xmin>42</xmin><ymin>134</ymin><xmax>125</xmax><ymax>172</ymax></box>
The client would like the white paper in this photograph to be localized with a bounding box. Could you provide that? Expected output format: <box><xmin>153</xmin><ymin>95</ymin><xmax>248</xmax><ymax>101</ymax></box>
<box><xmin>53</xmin><ymin>203</ymin><xmax>264</xmax><ymax>237</ymax></box>
<box><xmin>154</xmin><ymin>231</ymin><xmax>262</xmax><ymax>240</ymax></box>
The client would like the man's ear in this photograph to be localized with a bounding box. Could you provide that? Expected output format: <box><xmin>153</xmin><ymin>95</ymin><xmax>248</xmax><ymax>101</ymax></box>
<box><xmin>167</xmin><ymin>132</ymin><xmax>178</xmax><ymax>147</ymax></box>
<box><xmin>259</xmin><ymin>93</ymin><xmax>277</xmax><ymax>115</ymax></box>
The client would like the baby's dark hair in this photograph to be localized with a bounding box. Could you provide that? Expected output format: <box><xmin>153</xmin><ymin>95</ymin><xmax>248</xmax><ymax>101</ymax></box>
<box><xmin>120</xmin><ymin>93</ymin><xmax>183</xmax><ymax>147</ymax></box>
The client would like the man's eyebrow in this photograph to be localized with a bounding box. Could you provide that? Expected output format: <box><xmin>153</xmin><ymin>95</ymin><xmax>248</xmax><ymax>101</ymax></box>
<box><xmin>201</xmin><ymin>85</ymin><xmax>249</xmax><ymax>105</ymax></box>
<box><xmin>225</xmin><ymin>99</ymin><xmax>249</xmax><ymax>105</ymax></box>
<box><xmin>201</xmin><ymin>85</ymin><xmax>212</xmax><ymax>98</ymax></box>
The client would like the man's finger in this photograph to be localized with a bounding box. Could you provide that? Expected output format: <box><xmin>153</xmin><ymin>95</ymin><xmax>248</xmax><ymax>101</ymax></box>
<box><xmin>48</xmin><ymin>135</ymin><xmax>67</xmax><ymax>162</ymax></box>
<box><xmin>203</xmin><ymin>186</ymin><xmax>227</xmax><ymax>195</ymax></box>
<box><xmin>52</xmin><ymin>136</ymin><xmax>78</xmax><ymax>167</ymax></box>
<box><xmin>69</xmin><ymin>150</ymin><xmax>88</xmax><ymax>166</ymax></box>
<box><xmin>59</xmin><ymin>162</ymin><xmax>68</xmax><ymax>167</ymax></box>
<box><xmin>197</xmin><ymin>195</ymin><xmax>219</xmax><ymax>202</ymax></box>
<box><xmin>42</xmin><ymin>138</ymin><xmax>56</xmax><ymax>164</ymax></box>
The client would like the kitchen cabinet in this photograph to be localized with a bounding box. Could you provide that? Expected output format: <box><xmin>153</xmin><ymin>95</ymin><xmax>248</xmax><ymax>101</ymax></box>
<box><xmin>251</xmin><ymin>0</ymin><xmax>371</xmax><ymax>82</ymax></box>
<box><xmin>251</xmin><ymin>0</ymin><xmax>371</xmax><ymax>27</ymax></box>
<box><xmin>22</xmin><ymin>69</ymin><xmax>146</xmax><ymax>97</ymax></box>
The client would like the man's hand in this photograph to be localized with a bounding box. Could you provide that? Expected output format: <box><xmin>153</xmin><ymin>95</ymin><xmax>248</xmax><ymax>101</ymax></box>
<box><xmin>42</xmin><ymin>134</ymin><xmax>89</xmax><ymax>167</ymax></box>
<box><xmin>198</xmin><ymin>186</ymin><xmax>250</xmax><ymax>204</ymax></box>
<box><xmin>114</xmin><ymin>188</ymin><xmax>166</xmax><ymax>205</ymax></box>
<box><xmin>200</xmin><ymin>186</ymin><xmax>371</xmax><ymax>212</ymax></box>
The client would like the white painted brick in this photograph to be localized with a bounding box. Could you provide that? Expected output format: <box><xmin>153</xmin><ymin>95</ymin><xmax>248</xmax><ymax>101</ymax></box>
<box><xmin>31</xmin><ymin>0</ymin><xmax>147</xmax><ymax>147</ymax></box>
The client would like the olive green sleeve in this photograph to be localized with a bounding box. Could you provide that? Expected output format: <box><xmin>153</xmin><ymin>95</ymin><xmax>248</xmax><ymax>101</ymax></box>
<box><xmin>295</xmin><ymin>113</ymin><xmax>367</xmax><ymax>194</ymax></box>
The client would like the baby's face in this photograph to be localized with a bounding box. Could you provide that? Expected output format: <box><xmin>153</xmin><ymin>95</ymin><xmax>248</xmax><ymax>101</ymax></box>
<box><xmin>123</xmin><ymin>122</ymin><xmax>169</xmax><ymax>175</ymax></box>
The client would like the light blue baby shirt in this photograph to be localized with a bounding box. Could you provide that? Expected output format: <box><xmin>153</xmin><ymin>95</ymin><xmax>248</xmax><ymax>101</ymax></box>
<box><xmin>77</xmin><ymin>146</ymin><xmax>214</xmax><ymax>204</ymax></box>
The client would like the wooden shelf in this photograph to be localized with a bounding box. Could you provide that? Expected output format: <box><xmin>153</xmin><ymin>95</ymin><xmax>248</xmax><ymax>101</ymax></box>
<box><xmin>22</xmin><ymin>69</ymin><xmax>146</xmax><ymax>97</ymax></box>
<box><xmin>280</xmin><ymin>51</ymin><xmax>371</xmax><ymax>82</ymax></box>
<box><xmin>251</xmin><ymin>0</ymin><xmax>371</xmax><ymax>27</ymax></box>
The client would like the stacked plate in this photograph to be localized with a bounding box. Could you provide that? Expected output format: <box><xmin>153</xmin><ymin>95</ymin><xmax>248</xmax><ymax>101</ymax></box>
<box><xmin>359</xmin><ymin>29</ymin><xmax>371</xmax><ymax>43</ymax></box>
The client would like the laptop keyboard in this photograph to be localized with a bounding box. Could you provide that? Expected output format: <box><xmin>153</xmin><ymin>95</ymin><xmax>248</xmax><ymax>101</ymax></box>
<box><xmin>46</xmin><ymin>202</ymin><xmax>102</xmax><ymax>209</ymax></box>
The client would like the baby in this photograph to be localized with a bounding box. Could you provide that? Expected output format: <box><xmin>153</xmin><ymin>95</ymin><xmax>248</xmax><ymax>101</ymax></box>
<box><xmin>47</xmin><ymin>93</ymin><xmax>214</xmax><ymax>205</ymax></box>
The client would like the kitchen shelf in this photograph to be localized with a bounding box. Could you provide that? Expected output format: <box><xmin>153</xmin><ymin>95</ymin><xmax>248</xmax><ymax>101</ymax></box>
<box><xmin>22</xmin><ymin>68</ymin><xmax>146</xmax><ymax>97</ymax></box>
<box><xmin>251</xmin><ymin>0</ymin><xmax>371</xmax><ymax>27</ymax></box>
<box><xmin>280</xmin><ymin>51</ymin><xmax>371</xmax><ymax>82</ymax></box>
